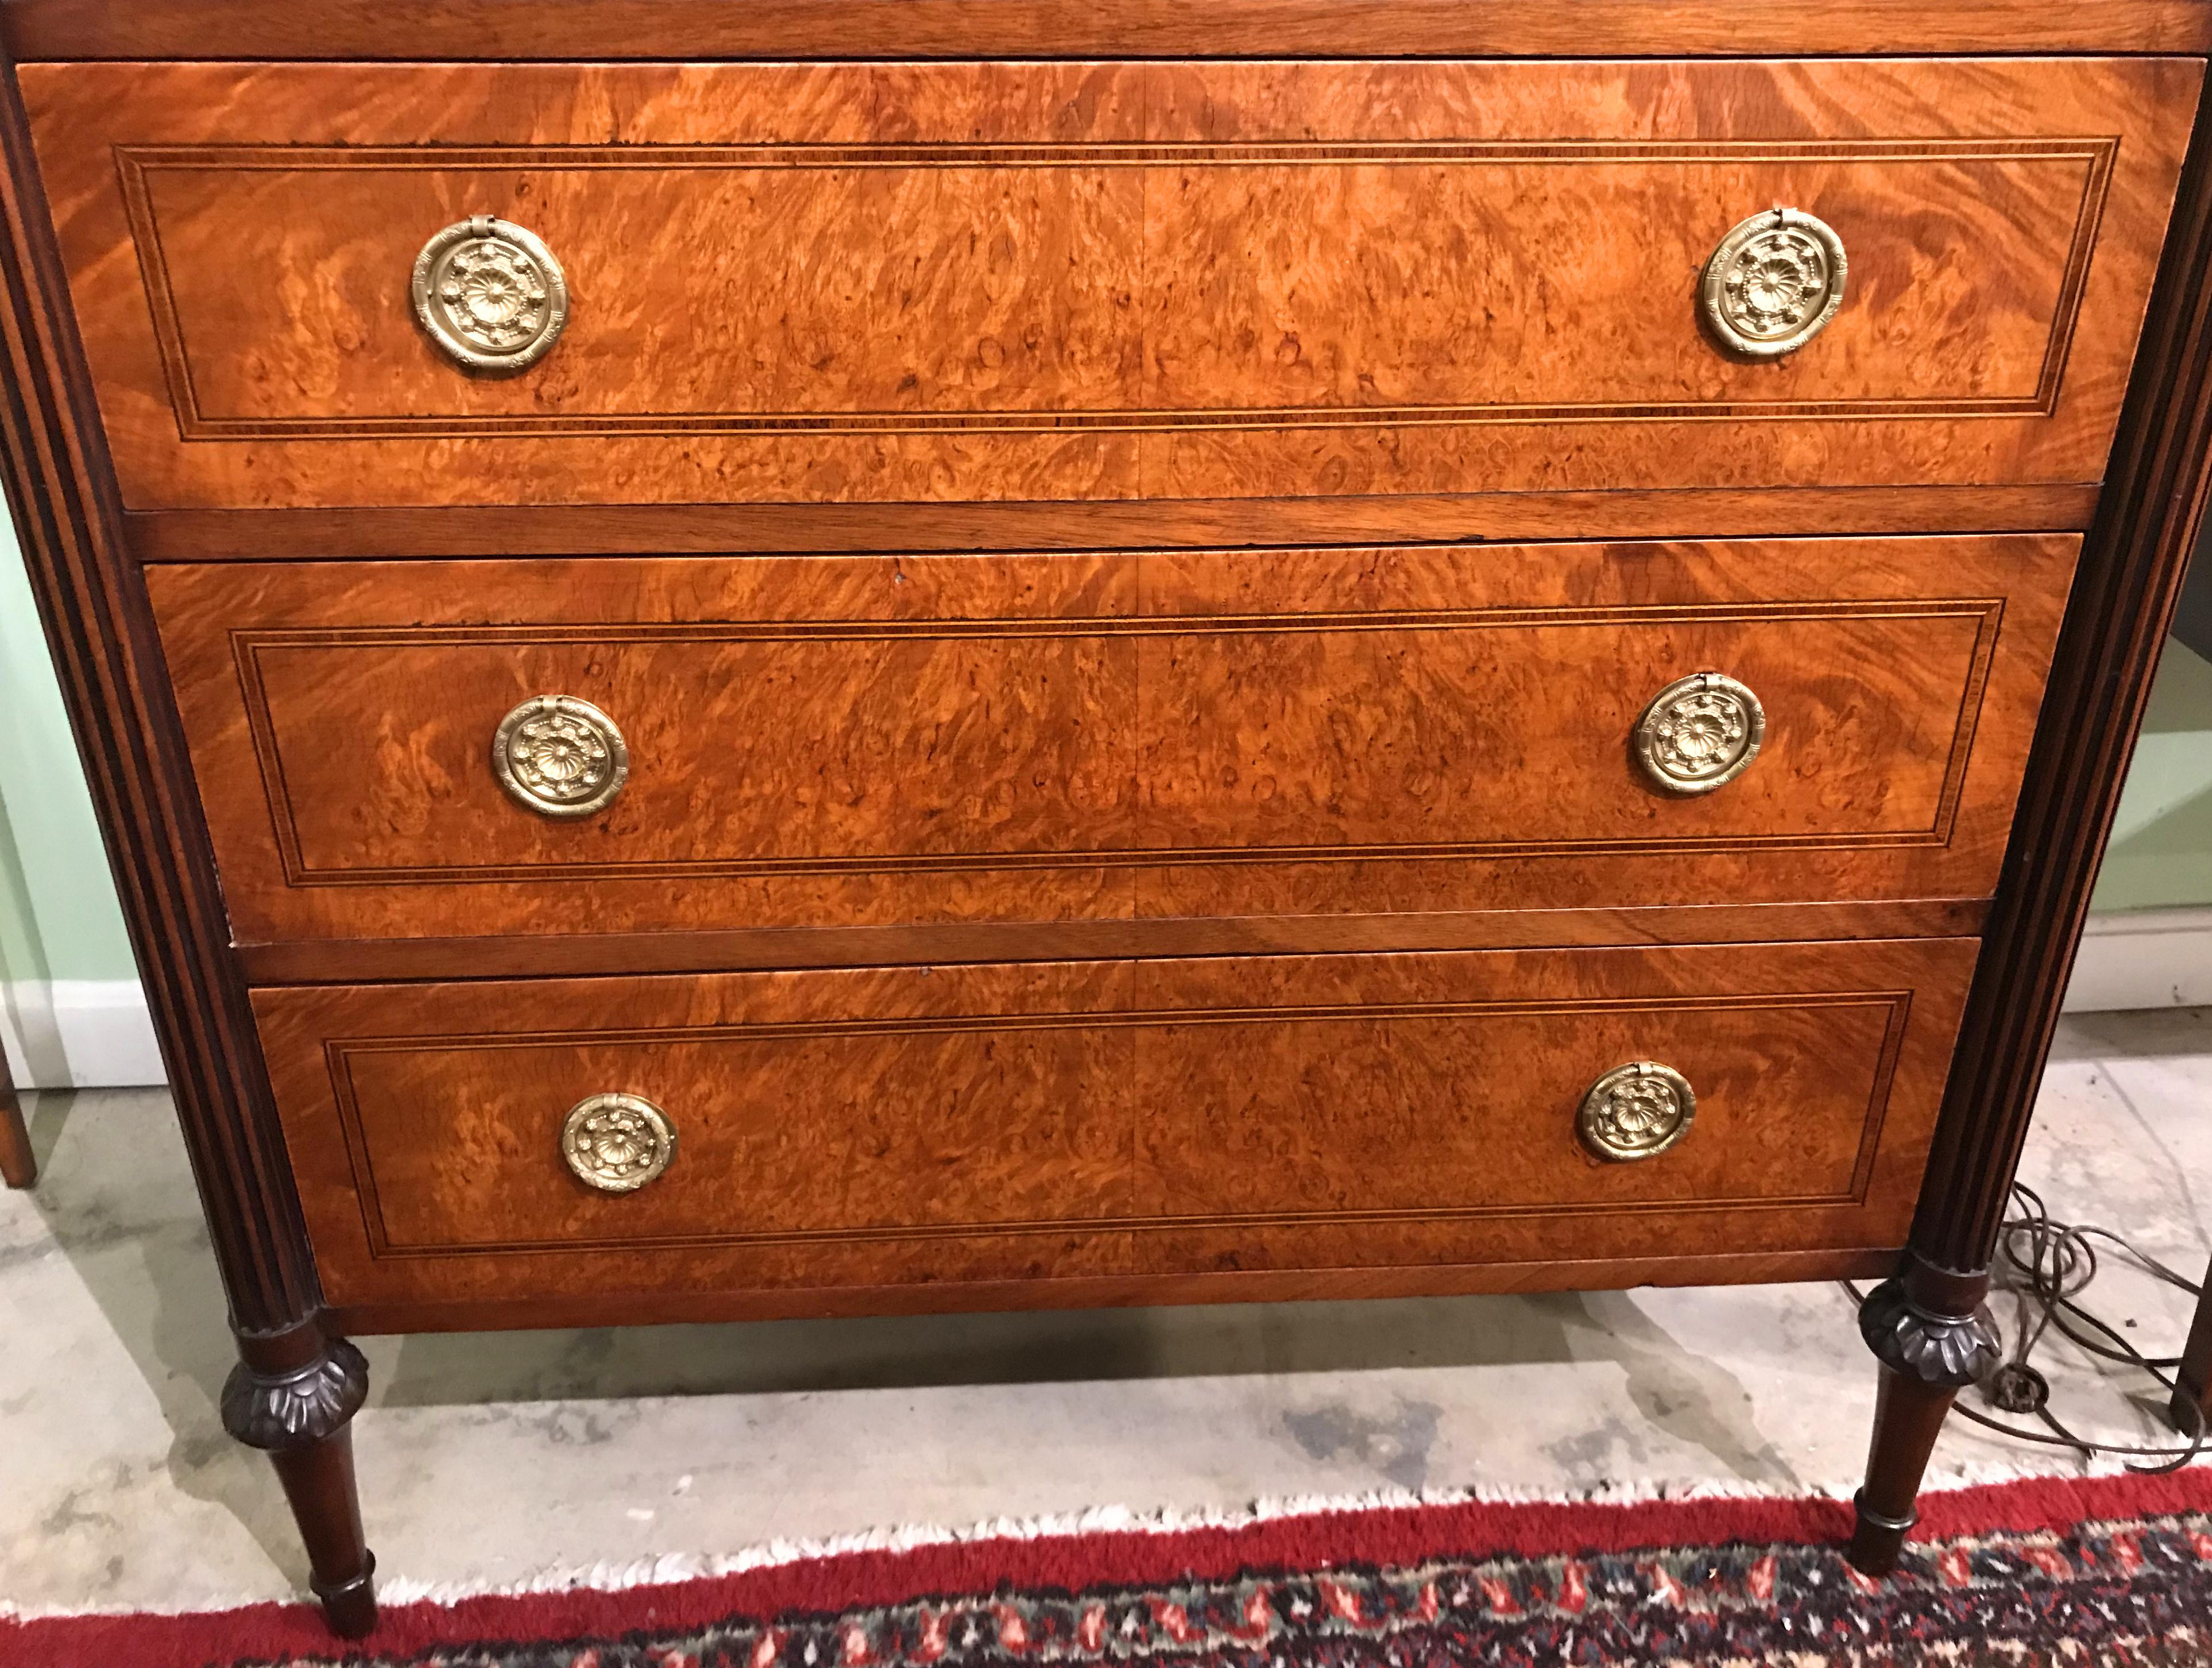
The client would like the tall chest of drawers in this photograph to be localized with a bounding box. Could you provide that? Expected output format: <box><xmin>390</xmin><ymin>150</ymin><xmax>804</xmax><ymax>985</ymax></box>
<box><xmin>4</xmin><ymin>0</ymin><xmax>2212</xmax><ymax>1635</ymax></box>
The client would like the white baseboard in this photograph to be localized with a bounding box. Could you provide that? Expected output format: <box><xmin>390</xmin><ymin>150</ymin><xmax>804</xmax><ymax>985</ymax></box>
<box><xmin>2062</xmin><ymin>907</ymin><xmax>2212</xmax><ymax>1013</ymax></box>
<box><xmin>0</xmin><ymin>978</ymin><xmax>164</xmax><ymax>1089</ymax></box>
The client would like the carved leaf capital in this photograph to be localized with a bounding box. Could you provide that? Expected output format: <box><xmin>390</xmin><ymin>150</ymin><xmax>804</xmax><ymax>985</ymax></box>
<box><xmin>221</xmin><ymin>1337</ymin><xmax>369</xmax><ymax>1451</ymax></box>
<box><xmin>1858</xmin><ymin>1276</ymin><xmax>2001</xmax><ymax>1389</ymax></box>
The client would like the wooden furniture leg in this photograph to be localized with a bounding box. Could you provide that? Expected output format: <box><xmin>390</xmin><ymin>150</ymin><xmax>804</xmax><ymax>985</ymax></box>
<box><xmin>2167</xmin><ymin>1254</ymin><xmax>2212</xmax><ymax>1434</ymax></box>
<box><xmin>0</xmin><ymin>51</ymin><xmax>374</xmax><ymax>1635</ymax></box>
<box><xmin>1851</xmin><ymin>1257</ymin><xmax>2000</xmax><ymax>1572</ymax></box>
<box><xmin>0</xmin><ymin>1047</ymin><xmax>32</xmax><ymax>1188</ymax></box>
<box><xmin>225</xmin><ymin>1320</ymin><xmax>376</xmax><ymax>1637</ymax></box>
<box><xmin>1848</xmin><ymin>87</ymin><xmax>2212</xmax><ymax>1574</ymax></box>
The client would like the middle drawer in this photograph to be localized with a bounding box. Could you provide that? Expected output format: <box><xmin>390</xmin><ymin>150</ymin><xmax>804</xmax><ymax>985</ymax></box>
<box><xmin>150</xmin><ymin>534</ymin><xmax>2076</xmax><ymax>946</ymax></box>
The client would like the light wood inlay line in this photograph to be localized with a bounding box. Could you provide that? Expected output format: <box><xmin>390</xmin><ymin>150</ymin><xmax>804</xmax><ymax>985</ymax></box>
<box><xmin>113</xmin><ymin>136</ymin><xmax>2117</xmax><ymax>439</ymax></box>
<box><xmin>352</xmin><ymin>1191</ymin><xmax>1898</xmax><ymax>1260</ymax></box>
<box><xmin>324</xmin><ymin>989</ymin><xmax>1909</xmax><ymax>1258</ymax></box>
<box><xmin>227</xmin><ymin>600</ymin><xmax>2005</xmax><ymax>887</ymax></box>
<box><xmin>326</xmin><ymin>988</ymin><xmax>1914</xmax><ymax>1047</ymax></box>
<box><xmin>230</xmin><ymin>599</ymin><xmax>2005</xmax><ymax>643</ymax></box>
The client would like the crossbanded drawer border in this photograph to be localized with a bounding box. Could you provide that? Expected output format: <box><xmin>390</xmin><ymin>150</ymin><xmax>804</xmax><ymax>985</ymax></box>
<box><xmin>113</xmin><ymin>134</ymin><xmax>2117</xmax><ymax>440</ymax></box>
<box><xmin>316</xmin><ymin>987</ymin><xmax>1915</xmax><ymax>1262</ymax></box>
<box><xmin>224</xmin><ymin>596</ymin><xmax>2008</xmax><ymax>887</ymax></box>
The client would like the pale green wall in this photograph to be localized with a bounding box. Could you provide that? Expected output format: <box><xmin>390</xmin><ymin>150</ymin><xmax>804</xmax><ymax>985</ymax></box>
<box><xmin>2089</xmin><ymin>634</ymin><xmax>2212</xmax><ymax>913</ymax></box>
<box><xmin>0</xmin><ymin>518</ymin><xmax>139</xmax><ymax>984</ymax></box>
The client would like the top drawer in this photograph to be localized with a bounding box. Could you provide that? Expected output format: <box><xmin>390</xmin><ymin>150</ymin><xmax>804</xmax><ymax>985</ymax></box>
<box><xmin>21</xmin><ymin>56</ymin><xmax>2198</xmax><ymax>512</ymax></box>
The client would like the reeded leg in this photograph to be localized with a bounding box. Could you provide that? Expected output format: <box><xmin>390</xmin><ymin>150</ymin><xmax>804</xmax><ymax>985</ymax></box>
<box><xmin>2169</xmin><ymin>1253</ymin><xmax>2212</xmax><ymax>1435</ymax></box>
<box><xmin>0</xmin><ymin>1050</ymin><xmax>34</xmax><ymax>1188</ymax></box>
<box><xmin>1848</xmin><ymin>1254</ymin><xmax>2001</xmax><ymax>1576</ymax></box>
<box><xmin>222</xmin><ymin>1318</ymin><xmax>377</xmax><ymax>1637</ymax></box>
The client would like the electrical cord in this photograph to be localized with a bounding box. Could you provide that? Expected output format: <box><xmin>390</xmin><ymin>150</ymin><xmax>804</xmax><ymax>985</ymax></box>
<box><xmin>1843</xmin><ymin>1182</ymin><xmax>2209</xmax><ymax>1474</ymax></box>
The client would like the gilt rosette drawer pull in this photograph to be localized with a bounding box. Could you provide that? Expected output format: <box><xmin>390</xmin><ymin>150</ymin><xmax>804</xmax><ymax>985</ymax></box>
<box><xmin>1700</xmin><ymin>207</ymin><xmax>1847</xmax><ymax>358</ymax></box>
<box><xmin>1577</xmin><ymin>1061</ymin><xmax>1697</xmax><ymax>1162</ymax></box>
<box><xmin>560</xmin><ymin>1093</ymin><xmax>678</xmax><ymax>1194</ymax></box>
<box><xmin>411</xmin><ymin>215</ymin><xmax>570</xmax><ymax>374</ymax></box>
<box><xmin>492</xmin><ymin>694</ymin><xmax>629</xmax><ymax>817</ymax></box>
<box><xmin>1634</xmin><ymin>671</ymin><xmax>1766</xmax><ymax>795</ymax></box>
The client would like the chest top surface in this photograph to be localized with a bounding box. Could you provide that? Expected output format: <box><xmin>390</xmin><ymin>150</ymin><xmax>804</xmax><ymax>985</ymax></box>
<box><xmin>6</xmin><ymin>0</ymin><xmax>2212</xmax><ymax>60</ymax></box>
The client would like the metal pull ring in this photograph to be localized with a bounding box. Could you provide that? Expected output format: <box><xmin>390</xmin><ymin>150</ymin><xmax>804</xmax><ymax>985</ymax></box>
<box><xmin>561</xmin><ymin>1094</ymin><xmax>678</xmax><ymax>1194</ymax></box>
<box><xmin>1578</xmin><ymin>1061</ymin><xmax>1697</xmax><ymax>1162</ymax></box>
<box><xmin>492</xmin><ymin>694</ymin><xmax>629</xmax><ymax>818</ymax></box>
<box><xmin>1701</xmin><ymin>207</ymin><xmax>1847</xmax><ymax>358</ymax></box>
<box><xmin>1634</xmin><ymin>671</ymin><xmax>1766</xmax><ymax>796</ymax></box>
<box><xmin>412</xmin><ymin>215</ymin><xmax>570</xmax><ymax>374</ymax></box>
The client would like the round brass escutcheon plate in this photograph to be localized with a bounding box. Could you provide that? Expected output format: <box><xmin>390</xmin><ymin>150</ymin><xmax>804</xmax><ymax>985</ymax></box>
<box><xmin>1634</xmin><ymin>671</ymin><xmax>1766</xmax><ymax>796</ymax></box>
<box><xmin>560</xmin><ymin>1093</ymin><xmax>678</xmax><ymax>1194</ymax></box>
<box><xmin>1700</xmin><ymin>207</ymin><xmax>1848</xmax><ymax>358</ymax></box>
<box><xmin>1577</xmin><ymin>1061</ymin><xmax>1697</xmax><ymax>1163</ymax></box>
<box><xmin>492</xmin><ymin>694</ymin><xmax>630</xmax><ymax>818</ymax></box>
<box><xmin>412</xmin><ymin>215</ymin><xmax>570</xmax><ymax>374</ymax></box>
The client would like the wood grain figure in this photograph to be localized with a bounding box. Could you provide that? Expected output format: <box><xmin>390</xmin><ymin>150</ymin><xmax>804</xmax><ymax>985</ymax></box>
<box><xmin>253</xmin><ymin>938</ymin><xmax>1975</xmax><ymax>1316</ymax></box>
<box><xmin>18</xmin><ymin>58</ymin><xmax>2198</xmax><ymax>508</ymax></box>
<box><xmin>3</xmin><ymin>5</ymin><xmax>2210</xmax><ymax>1633</ymax></box>
<box><xmin>121</xmin><ymin>485</ymin><xmax>2110</xmax><ymax>561</ymax></box>
<box><xmin>149</xmin><ymin>535</ymin><xmax>2074</xmax><ymax>946</ymax></box>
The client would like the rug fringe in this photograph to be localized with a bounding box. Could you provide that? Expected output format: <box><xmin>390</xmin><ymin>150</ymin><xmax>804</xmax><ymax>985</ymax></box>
<box><xmin>0</xmin><ymin>1452</ymin><xmax>2174</xmax><ymax>1623</ymax></box>
<box><xmin>368</xmin><ymin>1455</ymin><xmax>2143</xmax><ymax>1608</ymax></box>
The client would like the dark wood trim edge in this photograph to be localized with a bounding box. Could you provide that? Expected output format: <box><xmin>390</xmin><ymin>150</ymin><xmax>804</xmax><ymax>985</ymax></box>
<box><xmin>124</xmin><ymin>487</ymin><xmax>2106</xmax><ymax>562</ymax></box>
<box><xmin>0</xmin><ymin>52</ymin><xmax>320</xmax><ymax>1333</ymax></box>
<box><xmin>330</xmin><ymin>1245</ymin><xmax>1903</xmax><ymax>1335</ymax></box>
<box><xmin>1909</xmin><ymin>83</ymin><xmax>2212</xmax><ymax>1271</ymax></box>
<box><xmin>233</xmin><ymin>901</ymin><xmax>1992</xmax><ymax>987</ymax></box>
<box><xmin>8</xmin><ymin>1</ymin><xmax>2210</xmax><ymax>62</ymax></box>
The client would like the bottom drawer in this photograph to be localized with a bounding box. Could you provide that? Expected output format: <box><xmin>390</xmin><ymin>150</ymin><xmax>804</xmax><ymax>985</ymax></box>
<box><xmin>257</xmin><ymin>938</ymin><xmax>1978</xmax><ymax>1327</ymax></box>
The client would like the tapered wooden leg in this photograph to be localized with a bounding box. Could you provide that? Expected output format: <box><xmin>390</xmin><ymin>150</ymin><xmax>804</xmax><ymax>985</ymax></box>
<box><xmin>1850</xmin><ymin>1366</ymin><xmax>1962</xmax><ymax>1572</ymax></box>
<box><xmin>0</xmin><ymin>1048</ymin><xmax>33</xmax><ymax>1188</ymax></box>
<box><xmin>2169</xmin><ymin>1253</ymin><xmax>2212</xmax><ymax>1434</ymax></box>
<box><xmin>222</xmin><ymin>1318</ymin><xmax>377</xmax><ymax>1638</ymax></box>
<box><xmin>270</xmin><ymin>1427</ymin><xmax>376</xmax><ymax>1636</ymax></box>
<box><xmin>1848</xmin><ymin>1254</ymin><xmax>2001</xmax><ymax>1576</ymax></box>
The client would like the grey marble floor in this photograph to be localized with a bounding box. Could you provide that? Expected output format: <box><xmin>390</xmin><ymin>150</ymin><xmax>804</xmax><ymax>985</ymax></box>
<box><xmin>4</xmin><ymin>1007</ymin><xmax>2210</xmax><ymax>1616</ymax></box>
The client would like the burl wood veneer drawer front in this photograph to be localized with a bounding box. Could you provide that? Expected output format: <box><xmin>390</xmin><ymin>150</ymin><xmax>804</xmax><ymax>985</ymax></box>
<box><xmin>257</xmin><ymin>938</ymin><xmax>1975</xmax><ymax>1316</ymax></box>
<box><xmin>22</xmin><ymin>56</ymin><xmax>2196</xmax><ymax>511</ymax></box>
<box><xmin>149</xmin><ymin>535</ymin><xmax>2076</xmax><ymax>945</ymax></box>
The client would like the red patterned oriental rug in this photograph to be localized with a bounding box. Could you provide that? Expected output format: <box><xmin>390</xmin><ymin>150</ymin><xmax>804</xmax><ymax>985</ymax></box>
<box><xmin>10</xmin><ymin>1470</ymin><xmax>2212</xmax><ymax>1668</ymax></box>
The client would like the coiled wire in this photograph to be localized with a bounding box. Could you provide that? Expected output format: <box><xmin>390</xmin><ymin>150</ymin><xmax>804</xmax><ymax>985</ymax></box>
<box><xmin>1846</xmin><ymin>1182</ymin><xmax>2208</xmax><ymax>1473</ymax></box>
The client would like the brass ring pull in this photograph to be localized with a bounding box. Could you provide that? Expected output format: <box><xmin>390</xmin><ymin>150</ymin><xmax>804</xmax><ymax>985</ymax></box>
<box><xmin>1577</xmin><ymin>1061</ymin><xmax>1697</xmax><ymax>1162</ymax></box>
<box><xmin>1700</xmin><ymin>207</ymin><xmax>1847</xmax><ymax>358</ymax></box>
<box><xmin>412</xmin><ymin>215</ymin><xmax>570</xmax><ymax>374</ymax></box>
<box><xmin>1634</xmin><ymin>671</ymin><xmax>1765</xmax><ymax>796</ymax></box>
<box><xmin>492</xmin><ymin>694</ymin><xmax>629</xmax><ymax>818</ymax></box>
<box><xmin>561</xmin><ymin>1094</ymin><xmax>678</xmax><ymax>1194</ymax></box>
